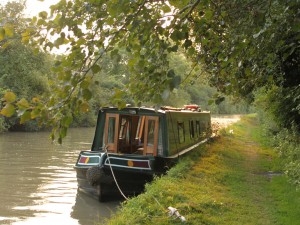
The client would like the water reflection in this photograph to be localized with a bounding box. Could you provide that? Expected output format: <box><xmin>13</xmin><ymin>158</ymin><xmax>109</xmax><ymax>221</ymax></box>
<box><xmin>0</xmin><ymin>128</ymin><xmax>119</xmax><ymax>225</ymax></box>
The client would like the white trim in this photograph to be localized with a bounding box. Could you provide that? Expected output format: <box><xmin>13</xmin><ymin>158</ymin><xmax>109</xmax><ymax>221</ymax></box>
<box><xmin>167</xmin><ymin>137</ymin><xmax>211</xmax><ymax>159</ymax></box>
<box><xmin>104</xmin><ymin>157</ymin><xmax>151</xmax><ymax>170</ymax></box>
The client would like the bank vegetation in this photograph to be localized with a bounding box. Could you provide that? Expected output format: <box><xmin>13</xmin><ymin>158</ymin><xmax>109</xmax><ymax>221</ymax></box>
<box><xmin>104</xmin><ymin>115</ymin><xmax>300</xmax><ymax>225</ymax></box>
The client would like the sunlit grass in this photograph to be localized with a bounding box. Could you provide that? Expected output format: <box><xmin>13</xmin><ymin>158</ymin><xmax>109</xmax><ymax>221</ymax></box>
<box><xmin>104</xmin><ymin>115</ymin><xmax>300</xmax><ymax>225</ymax></box>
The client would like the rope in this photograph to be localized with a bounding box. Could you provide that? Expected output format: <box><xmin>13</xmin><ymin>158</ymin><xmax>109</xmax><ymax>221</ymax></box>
<box><xmin>104</xmin><ymin>145</ymin><xmax>129</xmax><ymax>201</ymax></box>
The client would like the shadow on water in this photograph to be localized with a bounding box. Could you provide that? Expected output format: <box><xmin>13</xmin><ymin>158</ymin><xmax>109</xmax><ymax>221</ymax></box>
<box><xmin>71</xmin><ymin>191</ymin><xmax>122</xmax><ymax>225</ymax></box>
<box><xmin>0</xmin><ymin>128</ymin><xmax>120</xmax><ymax>225</ymax></box>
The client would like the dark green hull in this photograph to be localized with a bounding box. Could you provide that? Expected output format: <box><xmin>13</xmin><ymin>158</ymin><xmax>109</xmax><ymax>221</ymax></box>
<box><xmin>74</xmin><ymin>150</ymin><xmax>173</xmax><ymax>201</ymax></box>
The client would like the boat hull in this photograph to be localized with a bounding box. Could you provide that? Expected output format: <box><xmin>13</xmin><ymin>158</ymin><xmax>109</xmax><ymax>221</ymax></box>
<box><xmin>74</xmin><ymin>151</ymin><xmax>170</xmax><ymax>201</ymax></box>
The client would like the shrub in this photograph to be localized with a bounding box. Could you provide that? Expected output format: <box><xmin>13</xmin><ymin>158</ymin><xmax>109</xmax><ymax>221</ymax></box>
<box><xmin>273</xmin><ymin>125</ymin><xmax>300</xmax><ymax>187</ymax></box>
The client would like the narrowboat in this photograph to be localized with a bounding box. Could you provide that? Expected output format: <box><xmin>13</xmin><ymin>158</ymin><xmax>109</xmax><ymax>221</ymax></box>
<box><xmin>74</xmin><ymin>105</ymin><xmax>211</xmax><ymax>201</ymax></box>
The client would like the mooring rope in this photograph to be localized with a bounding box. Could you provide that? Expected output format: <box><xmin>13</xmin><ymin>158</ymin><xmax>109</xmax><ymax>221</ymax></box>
<box><xmin>104</xmin><ymin>145</ymin><xmax>129</xmax><ymax>201</ymax></box>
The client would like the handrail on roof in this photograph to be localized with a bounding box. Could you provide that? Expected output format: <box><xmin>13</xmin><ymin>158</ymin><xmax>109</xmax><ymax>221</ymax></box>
<box><xmin>161</xmin><ymin>105</ymin><xmax>201</xmax><ymax>112</ymax></box>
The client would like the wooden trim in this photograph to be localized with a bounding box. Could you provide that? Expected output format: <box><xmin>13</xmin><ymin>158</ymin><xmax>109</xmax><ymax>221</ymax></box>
<box><xmin>138</xmin><ymin>116</ymin><xmax>145</xmax><ymax>140</ymax></box>
<box><xmin>104</xmin><ymin>113</ymin><xmax>119</xmax><ymax>152</ymax></box>
<box><xmin>143</xmin><ymin>116</ymin><xmax>159</xmax><ymax>156</ymax></box>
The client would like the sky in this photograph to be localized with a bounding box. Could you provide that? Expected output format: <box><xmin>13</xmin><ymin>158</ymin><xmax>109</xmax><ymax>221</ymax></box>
<box><xmin>0</xmin><ymin>0</ymin><xmax>67</xmax><ymax>54</ymax></box>
<box><xmin>0</xmin><ymin>0</ymin><xmax>60</xmax><ymax>17</ymax></box>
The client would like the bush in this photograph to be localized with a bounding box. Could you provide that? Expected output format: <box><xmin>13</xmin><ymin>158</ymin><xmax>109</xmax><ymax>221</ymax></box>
<box><xmin>0</xmin><ymin>117</ymin><xmax>8</xmax><ymax>132</ymax></box>
<box><xmin>255</xmin><ymin>86</ymin><xmax>300</xmax><ymax>188</ymax></box>
<box><xmin>273</xmin><ymin>125</ymin><xmax>300</xmax><ymax>187</ymax></box>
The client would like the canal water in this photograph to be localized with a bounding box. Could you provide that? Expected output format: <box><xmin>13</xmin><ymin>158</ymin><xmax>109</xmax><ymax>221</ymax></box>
<box><xmin>0</xmin><ymin>128</ymin><xmax>120</xmax><ymax>225</ymax></box>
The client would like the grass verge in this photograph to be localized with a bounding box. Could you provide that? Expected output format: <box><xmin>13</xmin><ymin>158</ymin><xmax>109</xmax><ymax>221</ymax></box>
<box><xmin>104</xmin><ymin>115</ymin><xmax>300</xmax><ymax>225</ymax></box>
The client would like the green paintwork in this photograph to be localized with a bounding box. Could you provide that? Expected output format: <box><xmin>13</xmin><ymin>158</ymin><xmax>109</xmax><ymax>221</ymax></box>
<box><xmin>166</xmin><ymin>111</ymin><xmax>211</xmax><ymax>157</ymax></box>
<box><xmin>90</xmin><ymin>107</ymin><xmax>211</xmax><ymax>158</ymax></box>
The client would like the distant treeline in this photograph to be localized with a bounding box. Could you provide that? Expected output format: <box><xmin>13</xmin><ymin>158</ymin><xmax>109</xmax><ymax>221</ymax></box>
<box><xmin>0</xmin><ymin>43</ymin><xmax>252</xmax><ymax>132</ymax></box>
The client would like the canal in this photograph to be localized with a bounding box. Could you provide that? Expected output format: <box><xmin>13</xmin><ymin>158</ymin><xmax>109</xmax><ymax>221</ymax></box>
<box><xmin>0</xmin><ymin>128</ymin><xmax>120</xmax><ymax>225</ymax></box>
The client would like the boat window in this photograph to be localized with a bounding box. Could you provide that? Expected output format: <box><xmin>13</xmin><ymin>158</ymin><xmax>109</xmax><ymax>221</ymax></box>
<box><xmin>201</xmin><ymin>121</ymin><xmax>207</xmax><ymax>133</ymax></box>
<box><xmin>119</xmin><ymin>117</ymin><xmax>131</xmax><ymax>142</ymax></box>
<box><xmin>157</xmin><ymin>123</ymin><xmax>163</xmax><ymax>156</ymax></box>
<box><xmin>147</xmin><ymin>119</ymin><xmax>155</xmax><ymax>147</ymax></box>
<box><xmin>189</xmin><ymin>120</ymin><xmax>195</xmax><ymax>139</ymax></box>
<box><xmin>143</xmin><ymin>116</ymin><xmax>159</xmax><ymax>156</ymax></box>
<box><xmin>177</xmin><ymin>122</ymin><xmax>185</xmax><ymax>143</ymax></box>
<box><xmin>196</xmin><ymin>120</ymin><xmax>200</xmax><ymax>137</ymax></box>
<box><xmin>135</xmin><ymin>116</ymin><xmax>145</xmax><ymax>142</ymax></box>
<box><xmin>107</xmin><ymin>117</ymin><xmax>116</xmax><ymax>143</ymax></box>
<box><xmin>199</xmin><ymin>121</ymin><xmax>208</xmax><ymax>137</ymax></box>
<box><xmin>104</xmin><ymin>114</ymin><xmax>119</xmax><ymax>152</ymax></box>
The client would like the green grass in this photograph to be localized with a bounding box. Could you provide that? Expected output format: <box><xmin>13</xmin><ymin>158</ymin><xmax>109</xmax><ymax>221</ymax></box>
<box><xmin>104</xmin><ymin>115</ymin><xmax>300</xmax><ymax>225</ymax></box>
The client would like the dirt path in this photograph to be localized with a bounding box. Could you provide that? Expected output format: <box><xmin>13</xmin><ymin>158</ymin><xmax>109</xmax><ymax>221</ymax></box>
<box><xmin>211</xmin><ymin>114</ymin><xmax>241</xmax><ymax>128</ymax></box>
<box><xmin>211</xmin><ymin>115</ymin><xmax>241</xmax><ymax>135</ymax></box>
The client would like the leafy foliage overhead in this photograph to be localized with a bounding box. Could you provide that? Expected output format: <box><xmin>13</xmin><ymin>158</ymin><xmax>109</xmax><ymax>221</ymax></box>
<box><xmin>1</xmin><ymin>0</ymin><xmax>299</xmax><ymax>141</ymax></box>
<box><xmin>30</xmin><ymin>0</ymin><xmax>299</xmax><ymax>98</ymax></box>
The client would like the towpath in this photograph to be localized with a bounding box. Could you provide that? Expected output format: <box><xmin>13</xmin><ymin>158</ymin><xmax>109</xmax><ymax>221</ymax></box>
<box><xmin>106</xmin><ymin>115</ymin><xmax>300</xmax><ymax>225</ymax></box>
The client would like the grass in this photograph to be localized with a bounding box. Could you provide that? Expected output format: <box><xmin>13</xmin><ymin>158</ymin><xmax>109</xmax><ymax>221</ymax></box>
<box><xmin>104</xmin><ymin>115</ymin><xmax>300</xmax><ymax>225</ymax></box>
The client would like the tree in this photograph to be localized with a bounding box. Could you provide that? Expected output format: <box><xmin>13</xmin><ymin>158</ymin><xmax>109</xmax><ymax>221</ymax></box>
<box><xmin>1</xmin><ymin>0</ymin><xmax>299</xmax><ymax>140</ymax></box>
<box><xmin>0</xmin><ymin>0</ymin><xmax>28</xmax><ymax>47</ymax></box>
<box><xmin>0</xmin><ymin>1</ymin><xmax>51</xmax><ymax>131</ymax></box>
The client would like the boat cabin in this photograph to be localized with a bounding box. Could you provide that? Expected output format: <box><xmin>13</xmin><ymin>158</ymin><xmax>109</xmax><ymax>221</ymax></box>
<box><xmin>91</xmin><ymin>107</ymin><xmax>211</xmax><ymax>158</ymax></box>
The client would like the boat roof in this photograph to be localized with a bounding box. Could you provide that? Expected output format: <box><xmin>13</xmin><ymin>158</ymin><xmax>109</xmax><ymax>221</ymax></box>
<box><xmin>99</xmin><ymin>106</ymin><xmax>165</xmax><ymax>114</ymax></box>
<box><xmin>99</xmin><ymin>106</ymin><xmax>210</xmax><ymax>115</ymax></box>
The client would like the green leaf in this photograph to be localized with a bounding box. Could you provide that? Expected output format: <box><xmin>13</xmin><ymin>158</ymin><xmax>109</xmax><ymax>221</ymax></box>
<box><xmin>0</xmin><ymin>103</ymin><xmax>15</xmax><ymax>117</ymax></box>
<box><xmin>162</xmin><ymin>5</ymin><xmax>171</xmax><ymax>13</ymax></box>
<box><xmin>37</xmin><ymin>19</ymin><xmax>45</xmax><ymax>26</ymax></box>
<box><xmin>61</xmin><ymin>115</ymin><xmax>73</xmax><ymax>127</ymax></box>
<box><xmin>205</xmin><ymin>10</ymin><xmax>214</xmax><ymax>20</ymax></box>
<box><xmin>183</xmin><ymin>39</ymin><xmax>192</xmax><ymax>49</ymax></box>
<box><xmin>3</xmin><ymin>92</ymin><xmax>16</xmax><ymax>103</ymax></box>
<box><xmin>167</xmin><ymin>69</ymin><xmax>175</xmax><ymax>78</ymax></box>
<box><xmin>20</xmin><ymin>111</ymin><xmax>31</xmax><ymax>124</ymax></box>
<box><xmin>82</xmin><ymin>88</ymin><xmax>92</xmax><ymax>101</ymax></box>
<box><xmin>50</xmin><ymin>132</ymin><xmax>55</xmax><ymax>141</ymax></box>
<box><xmin>169</xmin><ymin>75</ymin><xmax>181</xmax><ymax>90</ymax></box>
<box><xmin>208</xmin><ymin>99</ymin><xmax>214</xmax><ymax>105</ymax></box>
<box><xmin>170</xmin><ymin>30</ymin><xmax>185</xmax><ymax>42</ymax></box>
<box><xmin>39</xmin><ymin>11</ymin><xmax>48</xmax><ymax>19</ymax></box>
<box><xmin>80</xmin><ymin>102</ymin><xmax>89</xmax><ymax>112</ymax></box>
<box><xmin>167</xmin><ymin>45</ymin><xmax>178</xmax><ymax>52</ymax></box>
<box><xmin>54</xmin><ymin>37</ymin><xmax>64</xmax><ymax>47</ymax></box>
<box><xmin>245</xmin><ymin>68</ymin><xmax>251</xmax><ymax>76</ymax></box>
<box><xmin>80</xmin><ymin>79</ymin><xmax>90</xmax><ymax>89</ymax></box>
<box><xmin>17</xmin><ymin>109</ymin><xmax>27</xmax><ymax>117</ymax></box>
<box><xmin>32</xmin><ymin>16</ymin><xmax>37</xmax><ymax>23</ymax></box>
<box><xmin>31</xmin><ymin>108</ymin><xmax>41</xmax><ymax>119</ymax></box>
<box><xmin>215</xmin><ymin>96</ymin><xmax>225</xmax><ymax>105</ymax></box>
<box><xmin>77</xmin><ymin>38</ymin><xmax>86</xmax><ymax>46</ymax></box>
<box><xmin>110</xmin><ymin>49</ymin><xmax>119</xmax><ymax>57</ymax></box>
<box><xmin>0</xmin><ymin>28</ymin><xmax>5</xmax><ymax>41</ymax></box>
<box><xmin>17</xmin><ymin>98</ymin><xmax>30</xmax><ymax>109</ymax></box>
<box><xmin>21</xmin><ymin>31</ymin><xmax>30</xmax><ymax>44</ymax></box>
<box><xmin>59</xmin><ymin>126</ymin><xmax>68</xmax><ymax>139</ymax></box>
<box><xmin>4</xmin><ymin>24</ymin><xmax>14</xmax><ymax>37</ymax></box>
<box><xmin>91</xmin><ymin>64</ymin><xmax>101</xmax><ymax>74</ymax></box>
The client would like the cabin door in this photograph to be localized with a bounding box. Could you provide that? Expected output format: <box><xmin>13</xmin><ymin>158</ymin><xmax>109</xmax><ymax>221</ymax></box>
<box><xmin>104</xmin><ymin>114</ymin><xmax>119</xmax><ymax>152</ymax></box>
<box><xmin>143</xmin><ymin>116</ymin><xmax>159</xmax><ymax>156</ymax></box>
